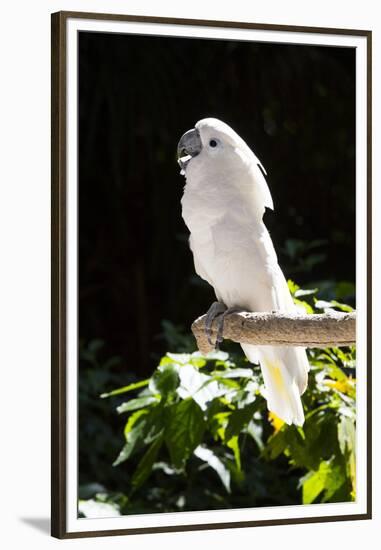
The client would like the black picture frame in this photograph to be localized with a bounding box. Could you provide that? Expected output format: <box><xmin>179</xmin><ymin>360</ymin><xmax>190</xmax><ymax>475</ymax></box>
<box><xmin>51</xmin><ymin>10</ymin><xmax>372</xmax><ymax>539</ymax></box>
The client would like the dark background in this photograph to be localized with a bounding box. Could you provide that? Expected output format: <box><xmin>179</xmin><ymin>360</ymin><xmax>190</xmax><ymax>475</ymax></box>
<box><xmin>78</xmin><ymin>32</ymin><xmax>355</xmax><ymax>379</ymax></box>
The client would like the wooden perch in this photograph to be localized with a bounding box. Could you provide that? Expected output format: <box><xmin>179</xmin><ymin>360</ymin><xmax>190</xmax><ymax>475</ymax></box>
<box><xmin>191</xmin><ymin>310</ymin><xmax>356</xmax><ymax>354</ymax></box>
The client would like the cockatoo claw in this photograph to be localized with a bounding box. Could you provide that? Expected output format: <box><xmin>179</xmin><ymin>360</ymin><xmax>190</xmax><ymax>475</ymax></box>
<box><xmin>204</xmin><ymin>302</ymin><xmax>243</xmax><ymax>349</ymax></box>
<box><xmin>215</xmin><ymin>306</ymin><xmax>243</xmax><ymax>347</ymax></box>
<box><xmin>204</xmin><ymin>301</ymin><xmax>227</xmax><ymax>348</ymax></box>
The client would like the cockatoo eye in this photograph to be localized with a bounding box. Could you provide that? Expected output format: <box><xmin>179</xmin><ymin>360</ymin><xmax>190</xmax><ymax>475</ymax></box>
<box><xmin>209</xmin><ymin>139</ymin><xmax>218</xmax><ymax>148</ymax></box>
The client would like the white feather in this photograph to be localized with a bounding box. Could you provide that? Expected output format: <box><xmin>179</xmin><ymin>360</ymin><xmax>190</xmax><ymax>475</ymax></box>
<box><xmin>181</xmin><ymin>118</ymin><xmax>310</xmax><ymax>426</ymax></box>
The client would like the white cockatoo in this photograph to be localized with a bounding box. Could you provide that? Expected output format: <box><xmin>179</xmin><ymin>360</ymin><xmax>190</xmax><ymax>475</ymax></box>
<box><xmin>177</xmin><ymin>117</ymin><xmax>309</xmax><ymax>426</ymax></box>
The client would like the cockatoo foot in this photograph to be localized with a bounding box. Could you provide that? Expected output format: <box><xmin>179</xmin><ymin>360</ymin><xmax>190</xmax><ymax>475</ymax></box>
<box><xmin>204</xmin><ymin>301</ymin><xmax>227</xmax><ymax>347</ymax></box>
<box><xmin>204</xmin><ymin>302</ymin><xmax>243</xmax><ymax>349</ymax></box>
<box><xmin>215</xmin><ymin>306</ymin><xmax>243</xmax><ymax>347</ymax></box>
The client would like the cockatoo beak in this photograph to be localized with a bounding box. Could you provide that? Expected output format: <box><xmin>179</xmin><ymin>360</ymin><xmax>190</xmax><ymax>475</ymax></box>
<box><xmin>177</xmin><ymin>128</ymin><xmax>203</xmax><ymax>172</ymax></box>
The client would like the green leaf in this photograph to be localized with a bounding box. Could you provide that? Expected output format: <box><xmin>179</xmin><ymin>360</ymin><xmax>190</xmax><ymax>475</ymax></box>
<box><xmin>124</xmin><ymin>409</ymin><xmax>149</xmax><ymax>438</ymax></box>
<box><xmin>149</xmin><ymin>363</ymin><xmax>179</xmax><ymax>397</ymax></box>
<box><xmin>166</xmin><ymin>353</ymin><xmax>192</xmax><ymax>364</ymax></box>
<box><xmin>227</xmin><ymin>435</ymin><xmax>242</xmax><ymax>474</ymax></box>
<box><xmin>331</xmin><ymin>300</ymin><xmax>354</xmax><ymax>312</ymax></box>
<box><xmin>190</xmin><ymin>355</ymin><xmax>207</xmax><ymax>368</ymax></box>
<box><xmin>314</xmin><ymin>299</ymin><xmax>353</xmax><ymax>313</ymax></box>
<box><xmin>338</xmin><ymin>416</ymin><xmax>356</xmax><ymax>457</ymax></box>
<box><xmin>247</xmin><ymin>419</ymin><xmax>264</xmax><ymax>451</ymax></box>
<box><xmin>326</xmin><ymin>363</ymin><xmax>348</xmax><ymax>382</ymax></box>
<box><xmin>204</xmin><ymin>350</ymin><xmax>229</xmax><ymax>361</ymax></box>
<box><xmin>301</xmin><ymin>460</ymin><xmax>331</xmax><ymax>504</ymax></box>
<box><xmin>212</xmin><ymin>368</ymin><xmax>253</xmax><ymax>379</ymax></box>
<box><xmin>230</xmin><ymin>389</ymin><xmax>256</xmax><ymax>407</ymax></box>
<box><xmin>338</xmin><ymin>415</ymin><xmax>356</xmax><ymax>493</ymax></box>
<box><xmin>315</xmin><ymin>299</ymin><xmax>335</xmax><ymax>310</ymax></box>
<box><xmin>287</xmin><ymin>279</ymin><xmax>300</xmax><ymax>295</ymax></box>
<box><xmin>330</xmin><ymin>347</ymin><xmax>355</xmax><ymax>369</ymax></box>
<box><xmin>165</xmin><ymin>399</ymin><xmax>206</xmax><ymax>469</ymax></box>
<box><xmin>294</xmin><ymin>298</ymin><xmax>314</xmax><ymax>314</ymax></box>
<box><xmin>117</xmin><ymin>396</ymin><xmax>159</xmax><ymax>414</ymax></box>
<box><xmin>214</xmin><ymin>377</ymin><xmax>241</xmax><ymax>389</ymax></box>
<box><xmin>321</xmin><ymin>463</ymin><xmax>346</xmax><ymax>502</ymax></box>
<box><xmin>294</xmin><ymin>288</ymin><xmax>318</xmax><ymax>297</ymax></box>
<box><xmin>114</xmin><ymin>406</ymin><xmax>164</xmax><ymax>467</ymax></box>
<box><xmin>131</xmin><ymin>435</ymin><xmax>164</xmax><ymax>491</ymax></box>
<box><xmin>143</xmin><ymin>405</ymin><xmax>165</xmax><ymax>444</ymax></box>
<box><xmin>177</xmin><ymin>364</ymin><xmax>225</xmax><ymax>410</ymax></box>
<box><xmin>113</xmin><ymin>439</ymin><xmax>140</xmax><ymax>467</ymax></box>
<box><xmin>209</xmin><ymin>411</ymin><xmax>231</xmax><ymax>441</ymax></box>
<box><xmin>194</xmin><ymin>445</ymin><xmax>231</xmax><ymax>493</ymax></box>
<box><xmin>263</xmin><ymin>430</ymin><xmax>288</xmax><ymax>460</ymax></box>
<box><xmin>113</xmin><ymin>410</ymin><xmax>149</xmax><ymax>466</ymax></box>
<box><xmin>301</xmin><ymin>459</ymin><xmax>345</xmax><ymax>504</ymax></box>
<box><xmin>160</xmin><ymin>352</ymin><xmax>207</xmax><ymax>368</ymax></box>
<box><xmin>78</xmin><ymin>498</ymin><xmax>121</xmax><ymax>518</ymax></box>
<box><xmin>159</xmin><ymin>355</ymin><xmax>176</xmax><ymax>366</ymax></box>
<box><xmin>286</xmin><ymin>427</ymin><xmax>316</xmax><ymax>470</ymax></box>
<box><xmin>100</xmin><ymin>379</ymin><xmax>149</xmax><ymax>398</ymax></box>
<box><xmin>224</xmin><ymin>402</ymin><xmax>257</xmax><ymax>442</ymax></box>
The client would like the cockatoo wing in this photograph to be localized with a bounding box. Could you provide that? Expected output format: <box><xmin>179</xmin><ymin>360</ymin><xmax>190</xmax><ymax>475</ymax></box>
<box><xmin>249</xmin><ymin>157</ymin><xmax>274</xmax><ymax>213</ymax></box>
<box><xmin>189</xmin><ymin>234</ymin><xmax>223</xmax><ymax>302</ymax></box>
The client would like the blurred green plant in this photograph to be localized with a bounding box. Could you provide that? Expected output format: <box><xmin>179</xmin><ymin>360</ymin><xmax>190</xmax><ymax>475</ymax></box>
<box><xmin>281</xmin><ymin>238</ymin><xmax>328</xmax><ymax>274</ymax></box>
<box><xmin>79</xmin><ymin>339</ymin><xmax>140</xmax><ymax>489</ymax></box>
<box><xmin>79</xmin><ymin>281</ymin><xmax>356</xmax><ymax>517</ymax></box>
<box><xmin>280</xmin><ymin>239</ymin><xmax>355</xmax><ymax>306</ymax></box>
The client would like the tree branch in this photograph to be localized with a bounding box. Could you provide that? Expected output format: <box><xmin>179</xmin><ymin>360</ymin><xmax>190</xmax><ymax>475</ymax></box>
<box><xmin>191</xmin><ymin>311</ymin><xmax>356</xmax><ymax>354</ymax></box>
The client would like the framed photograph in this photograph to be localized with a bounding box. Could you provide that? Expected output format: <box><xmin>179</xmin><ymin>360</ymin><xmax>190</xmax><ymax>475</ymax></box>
<box><xmin>51</xmin><ymin>11</ymin><xmax>372</xmax><ymax>539</ymax></box>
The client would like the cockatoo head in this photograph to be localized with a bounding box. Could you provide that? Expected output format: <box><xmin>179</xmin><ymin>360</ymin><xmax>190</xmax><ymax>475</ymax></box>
<box><xmin>177</xmin><ymin>118</ymin><xmax>273</xmax><ymax>212</ymax></box>
<box><xmin>177</xmin><ymin>118</ymin><xmax>254</xmax><ymax>176</ymax></box>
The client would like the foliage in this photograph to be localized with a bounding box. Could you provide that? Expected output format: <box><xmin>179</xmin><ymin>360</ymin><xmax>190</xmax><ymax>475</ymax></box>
<box><xmin>79</xmin><ymin>283</ymin><xmax>356</xmax><ymax>517</ymax></box>
<box><xmin>78</xmin><ymin>339</ymin><xmax>140</xmax><ymax>489</ymax></box>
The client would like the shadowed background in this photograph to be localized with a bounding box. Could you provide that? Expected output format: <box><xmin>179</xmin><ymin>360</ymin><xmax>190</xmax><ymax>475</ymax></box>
<box><xmin>78</xmin><ymin>32</ymin><xmax>355</xmax><ymax>493</ymax></box>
